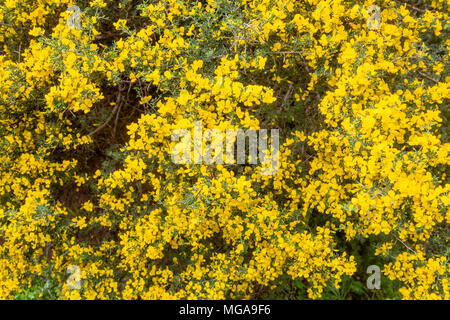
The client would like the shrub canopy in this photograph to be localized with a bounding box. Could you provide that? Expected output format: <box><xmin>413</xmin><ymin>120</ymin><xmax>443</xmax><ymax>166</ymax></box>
<box><xmin>0</xmin><ymin>0</ymin><xmax>448</xmax><ymax>299</ymax></box>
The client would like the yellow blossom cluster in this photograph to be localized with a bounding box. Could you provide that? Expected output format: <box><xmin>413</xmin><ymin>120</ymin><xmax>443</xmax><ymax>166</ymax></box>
<box><xmin>0</xmin><ymin>0</ymin><xmax>448</xmax><ymax>299</ymax></box>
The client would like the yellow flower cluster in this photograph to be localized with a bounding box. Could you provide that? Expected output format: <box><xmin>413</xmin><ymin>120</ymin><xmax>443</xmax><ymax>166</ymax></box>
<box><xmin>0</xmin><ymin>0</ymin><xmax>448</xmax><ymax>299</ymax></box>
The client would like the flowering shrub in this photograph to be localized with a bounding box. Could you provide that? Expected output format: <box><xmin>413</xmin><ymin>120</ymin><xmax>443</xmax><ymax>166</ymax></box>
<box><xmin>0</xmin><ymin>0</ymin><xmax>448</xmax><ymax>299</ymax></box>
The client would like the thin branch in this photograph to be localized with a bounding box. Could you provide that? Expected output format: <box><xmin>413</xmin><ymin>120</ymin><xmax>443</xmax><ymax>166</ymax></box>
<box><xmin>113</xmin><ymin>103</ymin><xmax>122</xmax><ymax>138</ymax></box>
<box><xmin>394</xmin><ymin>235</ymin><xmax>418</xmax><ymax>254</ymax></box>
<box><xmin>281</xmin><ymin>82</ymin><xmax>294</xmax><ymax>110</ymax></box>
<box><xmin>87</xmin><ymin>90</ymin><xmax>122</xmax><ymax>137</ymax></box>
<box><xmin>274</xmin><ymin>51</ymin><xmax>315</xmax><ymax>55</ymax></box>
<box><xmin>114</xmin><ymin>81</ymin><xmax>132</xmax><ymax>136</ymax></box>
<box><xmin>394</xmin><ymin>0</ymin><xmax>427</xmax><ymax>13</ymax></box>
<box><xmin>418</xmin><ymin>71</ymin><xmax>439</xmax><ymax>84</ymax></box>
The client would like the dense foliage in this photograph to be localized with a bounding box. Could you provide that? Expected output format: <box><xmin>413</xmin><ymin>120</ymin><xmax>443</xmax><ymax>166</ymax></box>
<box><xmin>0</xmin><ymin>0</ymin><xmax>448</xmax><ymax>299</ymax></box>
